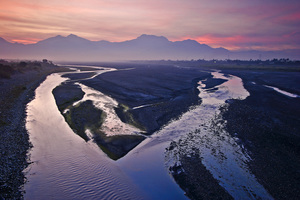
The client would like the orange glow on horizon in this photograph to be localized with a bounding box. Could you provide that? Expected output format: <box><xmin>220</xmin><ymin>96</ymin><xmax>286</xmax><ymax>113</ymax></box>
<box><xmin>174</xmin><ymin>35</ymin><xmax>249</xmax><ymax>50</ymax></box>
<box><xmin>174</xmin><ymin>33</ymin><xmax>299</xmax><ymax>51</ymax></box>
<box><xmin>11</xmin><ymin>38</ymin><xmax>40</xmax><ymax>44</ymax></box>
<box><xmin>0</xmin><ymin>0</ymin><xmax>299</xmax><ymax>51</ymax></box>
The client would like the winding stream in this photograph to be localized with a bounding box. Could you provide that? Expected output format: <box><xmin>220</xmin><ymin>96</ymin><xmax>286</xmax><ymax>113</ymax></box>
<box><xmin>264</xmin><ymin>85</ymin><xmax>299</xmax><ymax>98</ymax></box>
<box><xmin>24</xmin><ymin>71</ymin><xmax>147</xmax><ymax>200</ymax></box>
<box><xmin>165</xmin><ymin>72</ymin><xmax>273</xmax><ymax>199</ymax></box>
<box><xmin>25</xmin><ymin>66</ymin><xmax>272</xmax><ymax>199</ymax></box>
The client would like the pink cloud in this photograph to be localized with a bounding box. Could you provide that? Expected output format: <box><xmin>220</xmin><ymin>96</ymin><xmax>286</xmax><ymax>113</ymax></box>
<box><xmin>1</xmin><ymin>0</ymin><xmax>299</xmax><ymax>51</ymax></box>
<box><xmin>177</xmin><ymin>33</ymin><xmax>300</xmax><ymax>51</ymax></box>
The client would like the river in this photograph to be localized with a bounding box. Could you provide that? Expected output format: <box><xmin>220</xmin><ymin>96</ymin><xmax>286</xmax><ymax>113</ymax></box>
<box><xmin>24</xmin><ymin>65</ymin><xmax>272</xmax><ymax>199</ymax></box>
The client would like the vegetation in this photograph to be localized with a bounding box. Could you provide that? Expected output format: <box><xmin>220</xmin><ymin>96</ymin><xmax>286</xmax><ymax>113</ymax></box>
<box><xmin>61</xmin><ymin>100</ymin><xmax>145</xmax><ymax>160</ymax></box>
<box><xmin>139</xmin><ymin>58</ymin><xmax>300</xmax><ymax>72</ymax></box>
<box><xmin>0</xmin><ymin>64</ymin><xmax>14</xmax><ymax>78</ymax></box>
<box><xmin>63</xmin><ymin>100</ymin><xmax>106</xmax><ymax>141</ymax></box>
<box><xmin>114</xmin><ymin>103</ymin><xmax>146</xmax><ymax>132</ymax></box>
<box><xmin>52</xmin><ymin>83</ymin><xmax>146</xmax><ymax>160</ymax></box>
<box><xmin>0</xmin><ymin>59</ymin><xmax>58</xmax><ymax>79</ymax></box>
<box><xmin>0</xmin><ymin>59</ymin><xmax>70</xmax><ymax>199</ymax></box>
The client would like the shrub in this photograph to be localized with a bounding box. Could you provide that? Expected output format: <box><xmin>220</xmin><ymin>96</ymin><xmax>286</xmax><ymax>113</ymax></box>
<box><xmin>0</xmin><ymin>64</ymin><xmax>14</xmax><ymax>79</ymax></box>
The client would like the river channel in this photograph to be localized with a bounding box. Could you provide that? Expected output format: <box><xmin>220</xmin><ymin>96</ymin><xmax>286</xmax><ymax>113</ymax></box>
<box><xmin>24</xmin><ymin>65</ymin><xmax>272</xmax><ymax>199</ymax></box>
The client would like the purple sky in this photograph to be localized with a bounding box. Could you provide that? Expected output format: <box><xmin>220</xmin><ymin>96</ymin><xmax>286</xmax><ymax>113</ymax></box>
<box><xmin>0</xmin><ymin>0</ymin><xmax>299</xmax><ymax>50</ymax></box>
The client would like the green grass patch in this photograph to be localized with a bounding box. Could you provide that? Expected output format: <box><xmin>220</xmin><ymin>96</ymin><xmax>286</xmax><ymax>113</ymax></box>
<box><xmin>114</xmin><ymin>103</ymin><xmax>146</xmax><ymax>132</ymax></box>
<box><xmin>63</xmin><ymin>100</ymin><xmax>105</xmax><ymax>141</ymax></box>
<box><xmin>62</xmin><ymin>100</ymin><xmax>145</xmax><ymax>160</ymax></box>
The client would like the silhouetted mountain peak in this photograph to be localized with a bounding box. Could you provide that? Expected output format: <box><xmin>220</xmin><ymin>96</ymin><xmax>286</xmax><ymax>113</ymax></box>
<box><xmin>0</xmin><ymin>37</ymin><xmax>10</xmax><ymax>44</ymax></box>
<box><xmin>37</xmin><ymin>35</ymin><xmax>64</xmax><ymax>44</ymax></box>
<box><xmin>65</xmin><ymin>34</ymin><xmax>91</xmax><ymax>42</ymax></box>
<box><xmin>66</xmin><ymin>34</ymin><xmax>83</xmax><ymax>39</ymax></box>
<box><xmin>136</xmin><ymin>34</ymin><xmax>169</xmax><ymax>42</ymax></box>
<box><xmin>1</xmin><ymin>34</ymin><xmax>297</xmax><ymax>61</ymax></box>
<box><xmin>53</xmin><ymin>35</ymin><xmax>64</xmax><ymax>39</ymax></box>
<box><xmin>67</xmin><ymin>34</ymin><xmax>77</xmax><ymax>37</ymax></box>
<box><xmin>97</xmin><ymin>40</ymin><xmax>111</xmax><ymax>45</ymax></box>
<box><xmin>180</xmin><ymin>39</ymin><xmax>203</xmax><ymax>46</ymax></box>
<box><xmin>37</xmin><ymin>34</ymin><xmax>91</xmax><ymax>46</ymax></box>
<box><xmin>183</xmin><ymin>39</ymin><xmax>198</xmax><ymax>43</ymax></box>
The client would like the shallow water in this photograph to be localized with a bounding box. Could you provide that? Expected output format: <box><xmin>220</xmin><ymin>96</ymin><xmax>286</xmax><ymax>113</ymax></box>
<box><xmin>24</xmin><ymin>66</ymin><xmax>187</xmax><ymax>199</ymax></box>
<box><xmin>264</xmin><ymin>85</ymin><xmax>299</xmax><ymax>98</ymax></box>
<box><xmin>25</xmin><ymin>66</ymin><xmax>273</xmax><ymax>199</ymax></box>
<box><xmin>165</xmin><ymin>72</ymin><xmax>273</xmax><ymax>199</ymax></box>
<box><xmin>24</xmin><ymin>71</ymin><xmax>148</xmax><ymax>200</ymax></box>
<box><xmin>73</xmin><ymin>83</ymin><xmax>144</xmax><ymax>136</ymax></box>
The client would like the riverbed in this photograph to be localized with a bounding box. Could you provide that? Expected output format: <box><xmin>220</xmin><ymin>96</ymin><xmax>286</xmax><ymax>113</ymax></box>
<box><xmin>24</xmin><ymin>66</ymin><xmax>187</xmax><ymax>199</ymax></box>
<box><xmin>24</xmin><ymin>65</ymin><xmax>272</xmax><ymax>199</ymax></box>
<box><xmin>165</xmin><ymin>71</ymin><xmax>273</xmax><ymax>199</ymax></box>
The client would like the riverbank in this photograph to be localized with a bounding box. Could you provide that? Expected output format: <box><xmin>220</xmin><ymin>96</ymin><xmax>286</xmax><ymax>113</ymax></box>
<box><xmin>165</xmin><ymin>67</ymin><xmax>300</xmax><ymax>200</ymax></box>
<box><xmin>164</xmin><ymin>71</ymin><xmax>276</xmax><ymax>200</ymax></box>
<box><xmin>0</xmin><ymin>60</ymin><xmax>70</xmax><ymax>199</ymax></box>
<box><xmin>220</xmin><ymin>69</ymin><xmax>300</xmax><ymax>199</ymax></box>
<box><xmin>3</xmin><ymin>60</ymin><xmax>298</xmax><ymax>199</ymax></box>
<box><xmin>133</xmin><ymin>60</ymin><xmax>299</xmax><ymax>199</ymax></box>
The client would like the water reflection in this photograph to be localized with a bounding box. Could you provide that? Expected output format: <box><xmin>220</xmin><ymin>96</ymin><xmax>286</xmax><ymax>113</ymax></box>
<box><xmin>25</xmin><ymin>67</ymin><xmax>273</xmax><ymax>200</ymax></box>
<box><xmin>264</xmin><ymin>85</ymin><xmax>299</xmax><ymax>98</ymax></box>
<box><xmin>165</xmin><ymin>71</ymin><xmax>273</xmax><ymax>199</ymax></box>
<box><xmin>25</xmin><ymin>71</ymin><xmax>147</xmax><ymax>200</ymax></box>
<box><xmin>73</xmin><ymin>83</ymin><xmax>144</xmax><ymax>136</ymax></box>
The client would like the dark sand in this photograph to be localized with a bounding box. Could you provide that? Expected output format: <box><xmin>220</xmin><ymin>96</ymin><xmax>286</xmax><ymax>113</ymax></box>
<box><xmin>0</xmin><ymin>62</ymin><xmax>70</xmax><ymax>199</ymax></box>
<box><xmin>53</xmin><ymin>64</ymin><xmax>212</xmax><ymax>160</ymax></box>
<box><xmin>52</xmin><ymin>82</ymin><xmax>85</xmax><ymax>110</ymax></box>
<box><xmin>156</xmin><ymin>63</ymin><xmax>300</xmax><ymax>200</ymax></box>
<box><xmin>167</xmin><ymin>145</ymin><xmax>234</xmax><ymax>200</ymax></box>
<box><xmin>52</xmin><ymin>83</ymin><xmax>145</xmax><ymax>160</ymax></box>
<box><xmin>59</xmin><ymin>63</ymin><xmax>246</xmax><ymax>199</ymax></box>
<box><xmin>169</xmin><ymin>66</ymin><xmax>300</xmax><ymax>200</ymax></box>
<box><xmin>60</xmin><ymin>63</ymin><xmax>300</xmax><ymax>199</ymax></box>
<box><xmin>2</xmin><ymin>60</ymin><xmax>299</xmax><ymax>199</ymax></box>
<box><xmin>221</xmin><ymin>69</ymin><xmax>300</xmax><ymax>200</ymax></box>
<box><xmin>77</xmin><ymin>64</ymin><xmax>211</xmax><ymax>133</ymax></box>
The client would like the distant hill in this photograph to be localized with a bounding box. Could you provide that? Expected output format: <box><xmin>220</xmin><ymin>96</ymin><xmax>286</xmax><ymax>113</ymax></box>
<box><xmin>0</xmin><ymin>34</ymin><xmax>299</xmax><ymax>61</ymax></box>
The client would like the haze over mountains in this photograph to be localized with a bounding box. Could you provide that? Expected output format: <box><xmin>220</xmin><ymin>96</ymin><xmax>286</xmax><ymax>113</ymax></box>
<box><xmin>1</xmin><ymin>34</ymin><xmax>299</xmax><ymax>62</ymax></box>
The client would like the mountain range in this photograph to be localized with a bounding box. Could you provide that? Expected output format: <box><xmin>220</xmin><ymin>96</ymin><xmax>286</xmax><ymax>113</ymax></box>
<box><xmin>0</xmin><ymin>34</ymin><xmax>299</xmax><ymax>61</ymax></box>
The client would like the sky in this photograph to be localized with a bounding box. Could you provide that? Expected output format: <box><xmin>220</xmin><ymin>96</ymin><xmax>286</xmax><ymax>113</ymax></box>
<box><xmin>0</xmin><ymin>0</ymin><xmax>299</xmax><ymax>51</ymax></box>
